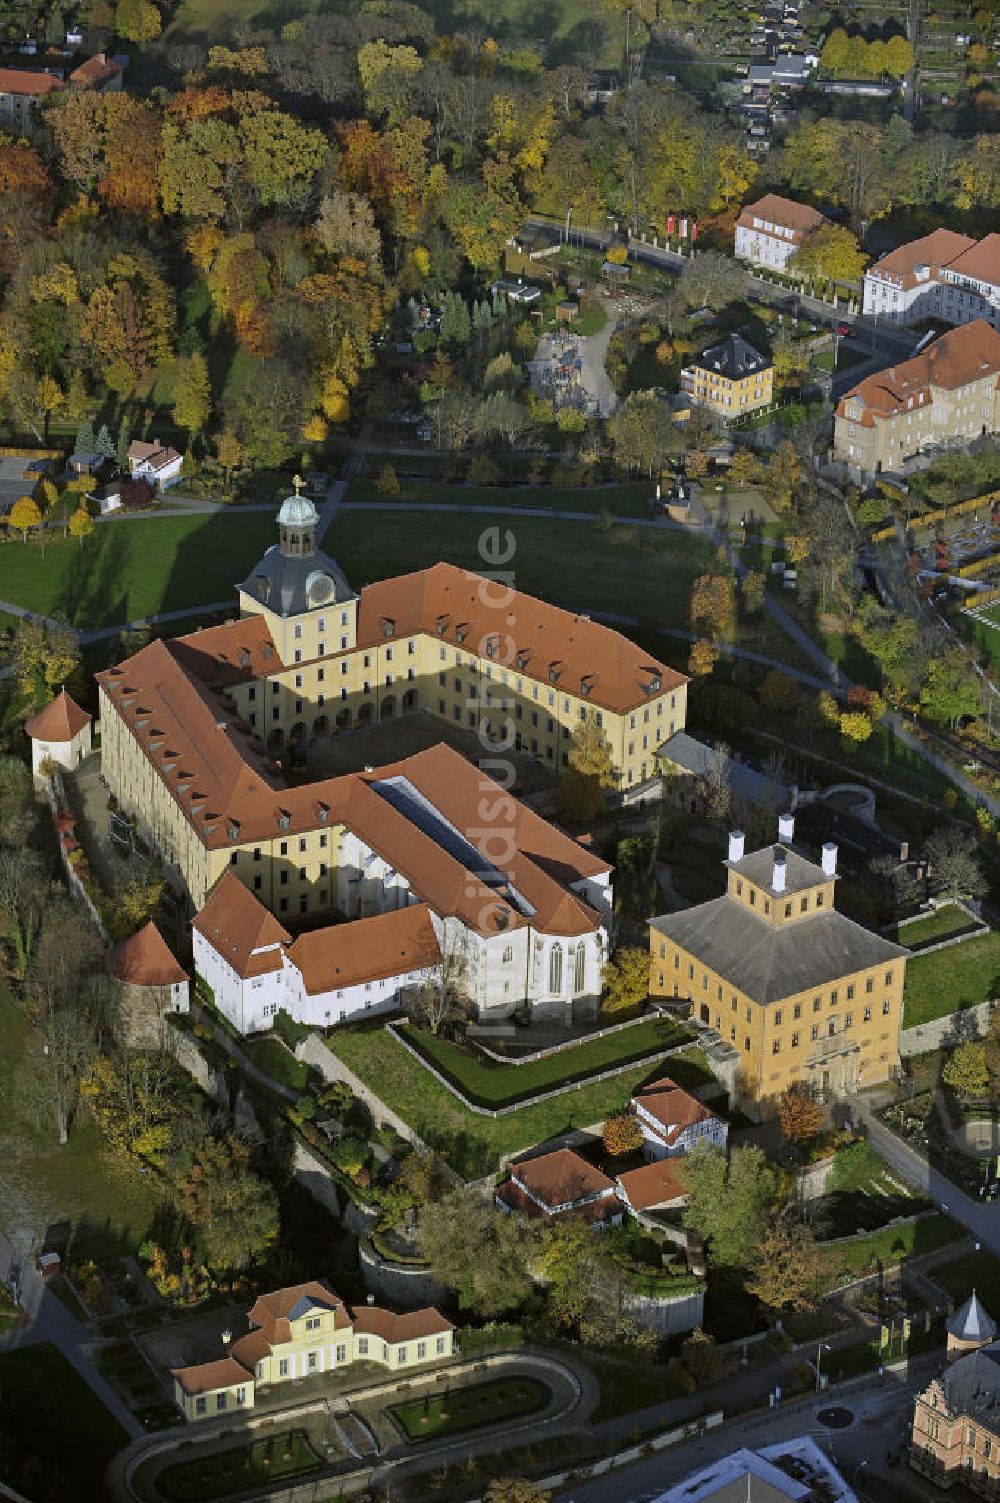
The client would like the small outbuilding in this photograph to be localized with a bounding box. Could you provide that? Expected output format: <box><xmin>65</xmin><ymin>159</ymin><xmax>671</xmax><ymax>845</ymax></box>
<box><xmin>24</xmin><ymin>688</ymin><xmax>92</xmax><ymax>784</ymax></box>
<box><xmin>106</xmin><ymin>920</ymin><xmax>190</xmax><ymax>1047</ymax></box>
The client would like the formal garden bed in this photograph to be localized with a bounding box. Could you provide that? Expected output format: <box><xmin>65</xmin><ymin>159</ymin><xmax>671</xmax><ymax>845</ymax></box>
<box><xmin>390</xmin><ymin>1375</ymin><xmax>551</xmax><ymax>1444</ymax></box>
<box><xmin>156</xmin><ymin>1429</ymin><xmax>324</xmax><ymax>1501</ymax></box>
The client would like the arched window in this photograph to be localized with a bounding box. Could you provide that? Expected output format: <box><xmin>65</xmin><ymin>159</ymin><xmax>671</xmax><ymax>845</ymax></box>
<box><xmin>549</xmin><ymin>944</ymin><xmax>563</xmax><ymax>994</ymax></box>
<box><xmin>574</xmin><ymin>946</ymin><xmax>586</xmax><ymax>994</ymax></box>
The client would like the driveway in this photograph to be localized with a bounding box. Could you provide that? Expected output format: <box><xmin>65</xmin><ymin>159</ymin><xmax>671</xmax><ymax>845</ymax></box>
<box><xmin>0</xmin><ymin>455</ymin><xmax>35</xmax><ymax>518</ymax></box>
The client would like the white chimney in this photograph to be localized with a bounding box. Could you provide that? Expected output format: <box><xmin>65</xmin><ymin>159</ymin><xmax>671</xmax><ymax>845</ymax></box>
<box><xmin>728</xmin><ymin>830</ymin><xmax>745</xmax><ymax>864</ymax></box>
<box><xmin>778</xmin><ymin>812</ymin><xmax>794</xmax><ymax>845</ymax></box>
<box><xmin>773</xmin><ymin>851</ymin><xmax>787</xmax><ymax>893</ymax></box>
<box><xmin>822</xmin><ymin>842</ymin><xmax>838</xmax><ymax>877</ymax></box>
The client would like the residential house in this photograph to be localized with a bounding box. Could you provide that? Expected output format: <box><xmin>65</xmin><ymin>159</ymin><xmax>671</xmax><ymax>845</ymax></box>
<box><xmin>649</xmin><ymin>820</ymin><xmax>908</xmax><ymax>1113</ymax></box>
<box><xmin>24</xmin><ymin>688</ymin><xmax>92</xmax><ymax>784</ymax></box>
<box><xmin>192</xmin><ymin>872</ymin><xmax>442</xmax><ymax>1033</ymax></box>
<box><xmin>734</xmin><ymin>194</ymin><xmax>828</xmax><ymax>272</ymax></box>
<box><xmin>128</xmin><ymin>440</ymin><xmax>183</xmax><ymax>490</ymax></box>
<box><xmin>495</xmin><ymin>1148</ymin><xmax>623</xmax><ymax>1226</ymax></box>
<box><xmin>0</xmin><ymin>67</ymin><xmax>62</xmax><ymax>131</ymax></box>
<box><xmin>69</xmin><ymin>53</ymin><xmax>123</xmax><ymax>90</ymax></box>
<box><xmin>631</xmin><ymin>1077</ymin><xmax>728</xmax><ymax>1161</ymax></box>
<box><xmin>106</xmin><ymin>921</ymin><xmax>190</xmax><ymax>1048</ymax></box>
<box><xmin>863</xmin><ymin>229</ymin><xmax>1000</xmax><ymax>331</ymax></box>
<box><xmin>911</xmin><ymin>1295</ymin><xmax>1000</xmax><ymax>1494</ymax></box>
<box><xmin>680</xmin><ymin>335</ymin><xmax>773</xmax><ymax>419</ymax></box>
<box><xmin>172</xmin><ymin>1281</ymin><xmax>454</xmax><ymax>1421</ymax></box>
<box><xmin>615</xmin><ymin>1158</ymin><xmax>689</xmax><ymax>1215</ymax></box>
<box><xmin>834</xmin><ymin>319</ymin><xmax>1000</xmax><ymax>479</ymax></box>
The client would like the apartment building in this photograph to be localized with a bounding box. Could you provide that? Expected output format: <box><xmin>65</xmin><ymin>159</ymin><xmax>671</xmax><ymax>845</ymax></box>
<box><xmin>863</xmin><ymin>229</ymin><xmax>1000</xmax><ymax>331</ymax></box>
<box><xmin>734</xmin><ymin>193</ymin><xmax>828</xmax><ymax>271</ymax></box>
<box><xmin>0</xmin><ymin>67</ymin><xmax>62</xmax><ymax>131</ymax></box>
<box><xmin>648</xmin><ymin>821</ymin><xmax>907</xmax><ymax>1113</ymax></box>
<box><xmin>172</xmin><ymin>1281</ymin><xmax>454</xmax><ymax>1421</ymax></box>
<box><xmin>911</xmin><ymin>1295</ymin><xmax>1000</xmax><ymax>1495</ymax></box>
<box><xmin>680</xmin><ymin>335</ymin><xmax>773</xmax><ymax>418</ymax></box>
<box><xmin>834</xmin><ymin>319</ymin><xmax>1000</xmax><ymax>479</ymax></box>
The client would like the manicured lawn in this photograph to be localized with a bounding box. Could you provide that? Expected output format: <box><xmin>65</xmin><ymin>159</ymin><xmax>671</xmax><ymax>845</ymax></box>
<box><xmin>346</xmin><ymin>479</ymin><xmax>653</xmax><ymax>519</ymax></box>
<box><xmin>398</xmin><ymin>1016</ymin><xmax>697</xmax><ymax>1108</ymax></box>
<box><xmin>328</xmin><ymin>511</ymin><xmax>713</xmax><ymax>631</ymax></box>
<box><xmin>0</xmin><ymin>1343</ymin><xmax>127</xmax><ymax>1502</ymax></box>
<box><xmin>817</xmin><ymin>1140</ymin><xmax>925</xmax><ymax>1236</ymax></box>
<box><xmin>244</xmin><ymin>1035</ymin><xmax>312</xmax><ymax>1093</ymax></box>
<box><xmin>931</xmin><ymin>1248</ymin><xmax>1000</xmax><ymax>1313</ymax></box>
<box><xmin>902</xmin><ymin>931</ymin><xmax>1000</xmax><ymax>1027</ymax></box>
<box><xmin>391</xmin><ymin>1376</ymin><xmax>550</xmax><ymax>1443</ymax></box>
<box><xmin>0</xmin><ymin>511</ymin><xmax>278</xmax><ymax>629</ymax></box>
<box><xmin>0</xmin><ymin>990</ymin><xmax>162</xmax><ymax>1257</ymax></box>
<box><xmin>822</xmin><ymin>1213</ymin><xmax>964</xmax><ymax>1287</ymax></box>
<box><xmin>157</xmin><ymin>1429</ymin><xmax>322</xmax><ymax>1501</ymax></box>
<box><xmin>326</xmin><ymin>1027</ymin><xmax>688</xmax><ymax>1177</ymax></box>
<box><xmin>893</xmin><ymin>904</ymin><xmax>982</xmax><ymax>951</ymax></box>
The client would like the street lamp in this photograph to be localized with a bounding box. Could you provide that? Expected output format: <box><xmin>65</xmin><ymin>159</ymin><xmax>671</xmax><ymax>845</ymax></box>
<box><xmin>815</xmin><ymin>1340</ymin><xmax>832</xmax><ymax>1394</ymax></box>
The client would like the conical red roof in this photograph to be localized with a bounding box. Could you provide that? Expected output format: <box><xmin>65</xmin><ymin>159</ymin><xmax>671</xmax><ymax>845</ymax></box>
<box><xmin>24</xmin><ymin>689</ymin><xmax>91</xmax><ymax>743</ymax></box>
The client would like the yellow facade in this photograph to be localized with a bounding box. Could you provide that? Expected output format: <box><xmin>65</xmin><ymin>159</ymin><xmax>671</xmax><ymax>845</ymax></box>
<box><xmin>685</xmin><ymin>362</ymin><xmax>773</xmax><ymax>417</ymax></box>
<box><xmin>649</xmin><ymin>840</ymin><xmax>907</xmax><ymax>1111</ymax></box>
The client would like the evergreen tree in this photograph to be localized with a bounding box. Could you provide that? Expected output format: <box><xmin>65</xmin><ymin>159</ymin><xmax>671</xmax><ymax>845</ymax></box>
<box><xmin>75</xmin><ymin>419</ymin><xmax>95</xmax><ymax>455</ymax></box>
<box><xmin>440</xmin><ymin>292</ymin><xmax>471</xmax><ymax>346</ymax></box>
<box><xmin>117</xmin><ymin>416</ymin><xmax>132</xmax><ymax>471</ymax></box>
<box><xmin>94</xmin><ymin>423</ymin><xmax>115</xmax><ymax>460</ymax></box>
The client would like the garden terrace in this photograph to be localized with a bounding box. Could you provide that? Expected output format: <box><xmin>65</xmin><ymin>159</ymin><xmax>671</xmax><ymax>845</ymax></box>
<box><xmin>892</xmin><ymin>904</ymin><xmax>983</xmax><ymax>951</ymax></box>
<box><xmin>390</xmin><ymin>1375</ymin><xmax>551</xmax><ymax>1443</ymax></box>
<box><xmin>155</xmin><ymin>1429</ymin><xmax>323</xmax><ymax>1501</ymax></box>
<box><xmin>902</xmin><ymin>930</ymin><xmax>1000</xmax><ymax>1027</ymax></box>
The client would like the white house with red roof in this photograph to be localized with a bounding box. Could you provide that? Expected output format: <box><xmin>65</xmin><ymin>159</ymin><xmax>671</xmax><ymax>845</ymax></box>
<box><xmin>172</xmin><ymin>1280</ymin><xmax>455</xmax><ymax>1421</ymax></box>
<box><xmin>128</xmin><ymin>439</ymin><xmax>183</xmax><ymax>490</ymax></box>
<box><xmin>631</xmin><ymin>1076</ymin><xmax>728</xmax><ymax>1161</ymax></box>
<box><xmin>734</xmin><ymin>194</ymin><xmax>828</xmax><ymax>272</ymax></box>
<box><xmin>24</xmin><ymin>688</ymin><xmax>92</xmax><ymax>783</ymax></box>
<box><xmin>495</xmin><ymin>1148</ymin><xmax>624</xmax><ymax>1226</ymax></box>
<box><xmin>863</xmin><ymin>229</ymin><xmax>1000</xmax><ymax>330</ymax></box>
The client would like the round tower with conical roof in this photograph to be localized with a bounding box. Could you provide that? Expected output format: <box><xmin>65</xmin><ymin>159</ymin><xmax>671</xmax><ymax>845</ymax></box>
<box><xmin>947</xmin><ymin>1290</ymin><xmax>997</xmax><ymax>1362</ymax></box>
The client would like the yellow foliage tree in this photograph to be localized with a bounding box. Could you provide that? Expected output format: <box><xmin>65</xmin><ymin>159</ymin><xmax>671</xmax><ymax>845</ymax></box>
<box><xmin>9</xmin><ymin>496</ymin><xmax>42</xmax><ymax>541</ymax></box>
<box><xmin>302</xmin><ymin>413</ymin><xmax>328</xmax><ymax>443</ymax></box>
<box><xmin>69</xmin><ymin>506</ymin><xmax>95</xmax><ymax>545</ymax></box>
<box><xmin>320</xmin><ymin>374</ymin><xmax>351</xmax><ymax>424</ymax></box>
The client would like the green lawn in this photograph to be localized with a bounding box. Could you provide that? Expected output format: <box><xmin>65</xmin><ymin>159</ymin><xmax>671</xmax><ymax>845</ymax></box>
<box><xmin>588</xmin><ymin>1352</ymin><xmax>692</xmax><ymax>1422</ymax></box>
<box><xmin>328</xmin><ymin>511</ymin><xmax>712</xmax><ymax>631</ymax></box>
<box><xmin>818</xmin><ymin>1141</ymin><xmax>924</xmax><ymax>1239</ymax></box>
<box><xmin>0</xmin><ymin>991</ymin><xmax>162</xmax><ymax>1257</ymax></box>
<box><xmin>397</xmin><ymin>1016</ymin><xmax>698</xmax><ymax>1108</ymax></box>
<box><xmin>326</xmin><ymin>1027</ymin><xmax>689</xmax><ymax>1177</ymax></box>
<box><xmin>0</xmin><ymin>1343</ymin><xmax>127</xmax><ymax>1502</ymax></box>
<box><xmin>346</xmin><ymin>480</ymin><xmax>654</xmax><ymax>519</ymax></box>
<box><xmin>902</xmin><ymin>931</ymin><xmax>1000</xmax><ymax>1027</ymax></box>
<box><xmin>244</xmin><ymin>1035</ymin><xmax>312</xmax><ymax>1093</ymax></box>
<box><xmin>822</xmin><ymin>1213</ymin><xmax>964</xmax><ymax>1287</ymax></box>
<box><xmin>156</xmin><ymin>1429</ymin><xmax>322</xmax><ymax>1501</ymax></box>
<box><xmin>0</xmin><ymin>512</ymin><xmax>278</xmax><ymax>629</ymax></box>
<box><xmin>893</xmin><ymin>904</ymin><xmax>982</xmax><ymax>951</ymax></box>
<box><xmin>391</xmin><ymin>1376</ymin><xmax>550</xmax><ymax>1443</ymax></box>
<box><xmin>931</xmin><ymin>1248</ymin><xmax>1000</xmax><ymax>1312</ymax></box>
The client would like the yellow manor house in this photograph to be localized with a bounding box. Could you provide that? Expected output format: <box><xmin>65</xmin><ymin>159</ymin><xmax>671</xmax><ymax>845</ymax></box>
<box><xmin>97</xmin><ymin>487</ymin><xmax>688</xmax><ymax>912</ymax></box>
<box><xmin>648</xmin><ymin>823</ymin><xmax>908</xmax><ymax>1113</ymax></box>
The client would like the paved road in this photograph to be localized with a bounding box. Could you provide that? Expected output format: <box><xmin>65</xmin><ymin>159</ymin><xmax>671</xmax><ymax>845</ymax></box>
<box><xmin>0</xmin><ymin>1229</ymin><xmax>142</xmax><ymax>1440</ymax></box>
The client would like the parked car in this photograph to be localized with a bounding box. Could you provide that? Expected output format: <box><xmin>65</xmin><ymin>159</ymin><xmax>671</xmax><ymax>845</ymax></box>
<box><xmin>836</xmin><ymin>322</ymin><xmax>853</xmax><ymax>337</ymax></box>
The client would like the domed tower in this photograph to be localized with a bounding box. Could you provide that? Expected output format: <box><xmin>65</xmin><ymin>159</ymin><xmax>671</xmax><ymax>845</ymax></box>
<box><xmin>947</xmin><ymin>1291</ymin><xmax>997</xmax><ymax>1363</ymax></box>
<box><xmin>237</xmin><ymin>477</ymin><xmax>358</xmax><ymax>662</ymax></box>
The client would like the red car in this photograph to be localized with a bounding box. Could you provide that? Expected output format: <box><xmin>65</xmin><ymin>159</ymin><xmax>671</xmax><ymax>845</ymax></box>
<box><xmin>836</xmin><ymin>322</ymin><xmax>853</xmax><ymax>337</ymax></box>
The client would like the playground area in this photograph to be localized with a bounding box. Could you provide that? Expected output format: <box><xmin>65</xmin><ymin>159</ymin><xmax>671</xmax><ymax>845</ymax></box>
<box><xmin>528</xmin><ymin>318</ymin><xmax>619</xmax><ymax>418</ymax></box>
<box><xmin>914</xmin><ymin>513</ymin><xmax>1000</xmax><ymax>576</ymax></box>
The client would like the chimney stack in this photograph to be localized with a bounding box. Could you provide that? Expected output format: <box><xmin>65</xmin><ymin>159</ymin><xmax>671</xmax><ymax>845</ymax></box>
<box><xmin>728</xmin><ymin>830</ymin><xmax>745</xmax><ymax>864</ymax></box>
<box><xmin>773</xmin><ymin>851</ymin><xmax>787</xmax><ymax>893</ymax></box>
<box><xmin>822</xmin><ymin>842</ymin><xmax>838</xmax><ymax>877</ymax></box>
<box><xmin>778</xmin><ymin>811</ymin><xmax>795</xmax><ymax>845</ymax></box>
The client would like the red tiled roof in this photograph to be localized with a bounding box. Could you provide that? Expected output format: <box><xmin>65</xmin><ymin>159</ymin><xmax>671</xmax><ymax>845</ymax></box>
<box><xmin>128</xmin><ymin>439</ymin><xmax>181</xmax><ymax>472</ymax></box>
<box><xmin>171</xmin><ymin>1357</ymin><xmax>251</xmax><ymax>1396</ymax></box>
<box><xmin>352</xmin><ymin>1305</ymin><xmax>454</xmax><ymax>1342</ymax></box>
<box><xmin>866</xmin><ymin>229</ymin><xmax>978</xmax><ymax>289</ymax></box>
<box><xmin>247</xmin><ymin>1281</ymin><xmax>345</xmax><ymax>1328</ymax></box>
<box><xmin>497</xmin><ymin>1175</ymin><xmax>622</xmax><ymax>1224</ymax></box>
<box><xmin>69</xmin><ymin>52</ymin><xmax>122</xmax><ymax>86</ymax></box>
<box><xmin>633</xmin><ymin>1078</ymin><xmax>716</xmax><ymax>1145</ymax></box>
<box><xmin>616</xmin><ymin>1158</ymin><xmax>688</xmax><ymax>1211</ymax></box>
<box><xmin>24</xmin><ymin>688</ymin><xmax>91</xmax><ymax>742</ymax></box>
<box><xmin>836</xmin><ymin>319</ymin><xmax>1000</xmax><ymax>427</ymax></box>
<box><xmin>510</xmin><ymin>1148</ymin><xmax>616</xmax><ymax>1208</ymax></box>
<box><xmin>0</xmin><ymin>67</ymin><xmax>63</xmax><ymax>96</ymax></box>
<box><xmin>943</xmin><ymin>232</ymin><xmax>1000</xmax><ymax>287</ymax></box>
<box><xmin>192</xmin><ymin>871</ymin><xmax>290</xmax><ymax>978</ymax></box>
<box><xmin>288</xmin><ymin>903</ymin><xmax>441</xmax><ymax>994</ymax></box>
<box><xmin>736</xmin><ymin>194</ymin><xmax>827</xmax><ymax>239</ymax></box>
<box><xmin>107</xmin><ymin>921</ymin><xmax>187</xmax><ymax>987</ymax></box>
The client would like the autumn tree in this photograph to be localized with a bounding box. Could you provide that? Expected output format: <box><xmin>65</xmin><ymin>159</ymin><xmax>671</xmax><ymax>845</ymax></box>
<box><xmin>173</xmin><ymin>352</ymin><xmax>211</xmax><ymax>436</ymax></box>
<box><xmin>69</xmin><ymin>507</ymin><xmax>94</xmax><ymax>546</ymax></box>
<box><xmin>688</xmin><ymin>638</ymin><xmax>719</xmax><ymax>677</ymax></box>
<box><xmin>943</xmin><ymin>1041</ymin><xmax>990</xmax><ymax>1102</ymax></box>
<box><xmin>689</xmin><ymin>573</ymin><xmax>734</xmax><ymax>638</ymax></box>
<box><xmin>419</xmin><ymin>1188</ymin><xmax>537</xmax><ymax>1316</ymax></box>
<box><xmin>741</xmin><ymin>571</ymin><xmax>765</xmax><ymax>615</ymax></box>
<box><xmin>557</xmin><ymin>720</ymin><xmax>616</xmax><ymax>823</ymax></box>
<box><xmin>8</xmin><ymin>496</ymin><xmax>42</xmax><ymax>542</ymax></box>
<box><xmin>680</xmin><ymin>1327</ymin><xmax>730</xmax><ymax>1385</ymax></box>
<box><xmin>601</xmin><ymin>948</ymin><xmax>650</xmax><ymax>1016</ymax></box>
<box><xmin>779</xmin><ymin>1082</ymin><xmax>825</xmax><ymax>1145</ymax></box>
<box><xmin>983</xmin><ymin>1009</ymin><xmax>1000</xmax><ymax>1097</ymax></box>
<box><xmin>920</xmin><ymin>650</ymin><xmax>981</xmax><ymax>728</ymax></box>
<box><xmin>0</xmin><ymin>846</ymin><xmax>49</xmax><ymax>980</ymax></box>
<box><xmin>407</xmin><ymin>938</ymin><xmax>470</xmax><ymax>1036</ymax></box>
<box><xmin>115</xmin><ymin>0</ymin><xmax>161</xmax><ymax>42</ymax></box>
<box><xmin>793</xmin><ymin>224</ymin><xmax>866</xmax><ymax>283</ymax></box>
<box><xmin>746</xmin><ymin>1210</ymin><xmax>823</xmax><ymax>1314</ymax></box>
<box><xmin>603</xmin><ymin>1112</ymin><xmax>643</xmax><ymax>1157</ymax></box>
<box><xmin>176</xmin><ymin>1135</ymin><xmax>279</xmax><ymax>1272</ymax></box>
<box><xmin>760</xmin><ymin>670</ymin><xmax>799</xmax><ymax>716</ymax></box>
<box><xmin>727</xmin><ymin>448</ymin><xmax>763</xmax><ymax>490</ymax></box>
<box><xmin>26</xmin><ymin>1008</ymin><xmax>95</xmax><ymax>1145</ymax></box>
<box><xmin>485</xmin><ymin>1481</ymin><xmax>549</xmax><ymax>1503</ymax></box>
<box><xmin>12</xmin><ymin>618</ymin><xmax>81</xmax><ymax>704</ymax></box>
<box><xmin>681</xmin><ymin>1143</ymin><xmax>779</xmax><ymax>1270</ymax></box>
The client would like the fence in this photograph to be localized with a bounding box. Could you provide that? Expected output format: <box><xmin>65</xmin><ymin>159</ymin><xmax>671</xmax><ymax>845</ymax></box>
<box><xmin>872</xmin><ymin>490</ymin><xmax>1000</xmax><ymax>544</ymax></box>
<box><xmin>387</xmin><ymin>1021</ymin><xmax>705</xmax><ymax>1120</ymax></box>
<box><xmin>470</xmin><ymin>1005</ymin><xmax>681</xmax><ymax>1067</ymax></box>
<box><xmin>889</xmin><ymin>899</ymin><xmax>988</xmax><ymax>959</ymax></box>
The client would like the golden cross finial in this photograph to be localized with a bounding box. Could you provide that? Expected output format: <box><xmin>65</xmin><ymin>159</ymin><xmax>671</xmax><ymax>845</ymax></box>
<box><xmin>292</xmin><ymin>473</ymin><xmax>304</xmax><ymax>496</ymax></box>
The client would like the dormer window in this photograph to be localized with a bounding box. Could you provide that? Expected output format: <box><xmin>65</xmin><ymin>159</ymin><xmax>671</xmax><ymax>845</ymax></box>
<box><xmin>255</xmin><ymin>576</ymin><xmax>271</xmax><ymax>603</ymax></box>
<box><xmin>580</xmin><ymin>676</ymin><xmax>592</xmax><ymax>697</ymax></box>
<box><xmin>277</xmin><ymin>810</ymin><xmax>291</xmax><ymax>832</ymax></box>
<box><xmin>238</xmin><ymin>648</ymin><xmax>251</xmax><ymax>668</ymax></box>
<box><xmin>516</xmin><ymin>649</ymin><xmax>530</xmax><ymax>670</ymax></box>
<box><xmin>316</xmin><ymin>802</ymin><xmax>329</xmax><ymax>823</ymax></box>
<box><xmin>646</xmin><ymin>673</ymin><xmax>661</xmax><ymax>695</ymax></box>
<box><xmin>548</xmin><ymin>663</ymin><xmax>560</xmax><ymax>684</ymax></box>
<box><xmin>262</xmin><ymin>644</ymin><xmax>273</xmax><ymax>660</ymax></box>
<box><xmin>381</xmin><ymin>617</ymin><xmax>395</xmax><ymax>638</ymax></box>
<box><xmin>435</xmin><ymin>615</ymin><xmax>448</xmax><ymax>636</ymax></box>
<box><xmin>456</xmin><ymin>626</ymin><xmax>468</xmax><ymax>645</ymax></box>
<box><xmin>228</xmin><ymin>820</ymin><xmax>241</xmax><ymax>841</ymax></box>
<box><xmin>485</xmin><ymin>637</ymin><xmax>497</xmax><ymax>659</ymax></box>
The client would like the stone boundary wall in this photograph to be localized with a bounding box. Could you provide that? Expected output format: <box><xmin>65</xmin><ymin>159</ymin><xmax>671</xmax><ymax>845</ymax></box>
<box><xmin>900</xmin><ymin>997</ymin><xmax>995</xmax><ymax>1057</ymax></box>
<box><xmin>820</xmin><ymin>1206</ymin><xmax>945</xmax><ymax>1250</ymax></box>
<box><xmin>470</xmin><ymin>1006</ymin><xmax>682</xmax><ymax>1067</ymax></box>
<box><xmin>296</xmin><ymin>1032</ymin><xmax>434</xmax><ymax>1152</ymax></box>
<box><xmin>386</xmin><ymin>1022</ymin><xmax>705</xmax><ymax>1121</ymax></box>
<box><xmin>890</xmin><ymin>898</ymin><xmax>988</xmax><ymax>959</ymax></box>
<box><xmin>624</xmin><ymin>1286</ymin><xmax>704</xmax><ymax>1336</ymax></box>
<box><xmin>44</xmin><ymin>772</ymin><xmax>108</xmax><ymax>942</ymax></box>
<box><xmin>358</xmin><ymin>1236</ymin><xmax>446</xmax><ymax>1308</ymax></box>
